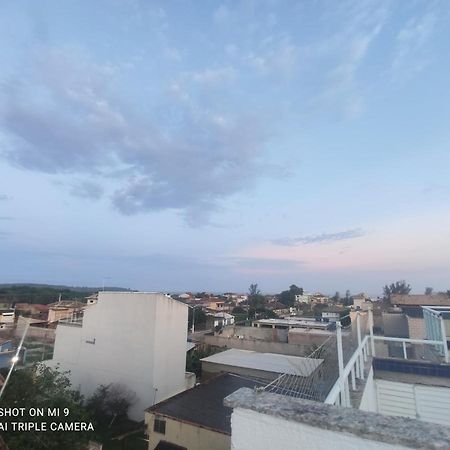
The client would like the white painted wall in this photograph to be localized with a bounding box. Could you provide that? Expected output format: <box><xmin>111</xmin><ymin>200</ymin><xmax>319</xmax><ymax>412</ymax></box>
<box><xmin>49</xmin><ymin>292</ymin><xmax>188</xmax><ymax>420</ymax></box>
<box><xmin>230</xmin><ymin>407</ymin><xmax>410</xmax><ymax>450</ymax></box>
<box><xmin>359</xmin><ymin>366</ymin><xmax>377</xmax><ymax>412</ymax></box>
<box><xmin>375</xmin><ymin>379</ymin><xmax>450</xmax><ymax>426</ymax></box>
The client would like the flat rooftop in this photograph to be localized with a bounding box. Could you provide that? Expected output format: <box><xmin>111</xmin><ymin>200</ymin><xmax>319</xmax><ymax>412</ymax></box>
<box><xmin>146</xmin><ymin>373</ymin><xmax>265</xmax><ymax>435</ymax></box>
<box><xmin>201</xmin><ymin>349</ymin><xmax>323</xmax><ymax>377</ymax></box>
<box><xmin>224</xmin><ymin>388</ymin><xmax>450</xmax><ymax>450</ymax></box>
<box><xmin>254</xmin><ymin>318</ymin><xmax>332</xmax><ymax>329</ymax></box>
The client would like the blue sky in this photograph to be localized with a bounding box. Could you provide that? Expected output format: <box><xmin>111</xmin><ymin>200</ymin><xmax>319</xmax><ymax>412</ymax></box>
<box><xmin>1</xmin><ymin>0</ymin><xmax>449</xmax><ymax>295</ymax></box>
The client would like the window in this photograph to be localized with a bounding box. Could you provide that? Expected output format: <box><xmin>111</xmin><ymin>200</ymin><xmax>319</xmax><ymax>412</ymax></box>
<box><xmin>154</xmin><ymin>417</ymin><xmax>166</xmax><ymax>434</ymax></box>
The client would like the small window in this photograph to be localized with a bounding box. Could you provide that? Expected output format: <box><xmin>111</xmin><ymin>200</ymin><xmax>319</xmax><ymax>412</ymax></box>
<box><xmin>154</xmin><ymin>418</ymin><xmax>166</xmax><ymax>434</ymax></box>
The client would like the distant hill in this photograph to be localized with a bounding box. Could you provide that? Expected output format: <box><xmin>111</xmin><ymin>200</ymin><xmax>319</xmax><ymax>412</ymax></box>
<box><xmin>0</xmin><ymin>284</ymin><xmax>131</xmax><ymax>305</ymax></box>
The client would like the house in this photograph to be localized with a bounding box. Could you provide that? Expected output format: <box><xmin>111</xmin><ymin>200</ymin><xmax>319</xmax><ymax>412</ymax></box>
<box><xmin>253</xmin><ymin>317</ymin><xmax>333</xmax><ymax>331</ymax></box>
<box><xmin>47</xmin><ymin>300</ymin><xmax>86</xmax><ymax>323</ymax></box>
<box><xmin>47</xmin><ymin>291</ymin><xmax>189</xmax><ymax>420</ymax></box>
<box><xmin>390</xmin><ymin>294</ymin><xmax>450</xmax><ymax>339</ymax></box>
<box><xmin>321</xmin><ymin>307</ymin><xmax>345</xmax><ymax>323</ymax></box>
<box><xmin>201</xmin><ymin>348</ymin><xmax>323</xmax><ymax>383</ymax></box>
<box><xmin>14</xmin><ymin>303</ymin><xmax>49</xmax><ymax>320</ymax></box>
<box><xmin>207</xmin><ymin>312</ymin><xmax>235</xmax><ymax>330</ymax></box>
<box><xmin>222</xmin><ymin>308</ymin><xmax>450</xmax><ymax>450</ymax></box>
<box><xmin>310</xmin><ymin>293</ymin><xmax>329</xmax><ymax>304</ymax></box>
<box><xmin>295</xmin><ymin>293</ymin><xmax>310</xmax><ymax>304</ymax></box>
<box><xmin>353</xmin><ymin>293</ymin><xmax>372</xmax><ymax>311</ymax></box>
<box><xmin>0</xmin><ymin>309</ymin><xmax>15</xmax><ymax>324</ymax></box>
<box><xmin>145</xmin><ymin>373</ymin><xmax>265</xmax><ymax>450</ymax></box>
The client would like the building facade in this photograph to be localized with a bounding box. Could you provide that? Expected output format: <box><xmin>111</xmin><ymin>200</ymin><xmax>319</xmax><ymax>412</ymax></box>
<box><xmin>48</xmin><ymin>292</ymin><xmax>189</xmax><ymax>420</ymax></box>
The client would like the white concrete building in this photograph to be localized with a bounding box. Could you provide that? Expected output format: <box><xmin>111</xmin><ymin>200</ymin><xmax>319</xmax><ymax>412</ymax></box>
<box><xmin>295</xmin><ymin>293</ymin><xmax>310</xmax><ymax>304</ymax></box>
<box><xmin>48</xmin><ymin>292</ymin><xmax>188</xmax><ymax>420</ymax></box>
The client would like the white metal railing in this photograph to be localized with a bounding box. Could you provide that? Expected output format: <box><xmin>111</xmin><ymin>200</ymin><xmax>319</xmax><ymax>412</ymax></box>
<box><xmin>325</xmin><ymin>310</ymin><xmax>449</xmax><ymax>407</ymax></box>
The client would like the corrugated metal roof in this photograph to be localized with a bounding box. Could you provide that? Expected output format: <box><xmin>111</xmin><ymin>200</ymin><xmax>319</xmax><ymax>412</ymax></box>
<box><xmin>201</xmin><ymin>349</ymin><xmax>323</xmax><ymax>377</ymax></box>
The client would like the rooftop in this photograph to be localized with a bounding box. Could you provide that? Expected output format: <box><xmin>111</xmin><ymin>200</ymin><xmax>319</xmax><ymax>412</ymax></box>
<box><xmin>224</xmin><ymin>388</ymin><xmax>450</xmax><ymax>450</ymax></box>
<box><xmin>391</xmin><ymin>294</ymin><xmax>450</xmax><ymax>306</ymax></box>
<box><xmin>201</xmin><ymin>348</ymin><xmax>323</xmax><ymax>377</ymax></box>
<box><xmin>146</xmin><ymin>373</ymin><xmax>265</xmax><ymax>435</ymax></box>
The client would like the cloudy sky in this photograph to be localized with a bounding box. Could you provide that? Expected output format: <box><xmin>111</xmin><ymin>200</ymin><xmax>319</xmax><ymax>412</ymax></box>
<box><xmin>1</xmin><ymin>0</ymin><xmax>449</xmax><ymax>295</ymax></box>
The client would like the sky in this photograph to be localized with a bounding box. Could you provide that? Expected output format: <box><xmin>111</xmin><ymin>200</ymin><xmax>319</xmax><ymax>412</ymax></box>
<box><xmin>0</xmin><ymin>0</ymin><xmax>450</xmax><ymax>296</ymax></box>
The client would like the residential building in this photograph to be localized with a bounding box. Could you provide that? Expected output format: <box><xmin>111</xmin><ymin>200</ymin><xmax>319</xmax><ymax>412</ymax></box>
<box><xmin>207</xmin><ymin>312</ymin><xmax>235</xmax><ymax>329</ymax></box>
<box><xmin>0</xmin><ymin>309</ymin><xmax>14</xmax><ymax>324</ymax></box>
<box><xmin>321</xmin><ymin>307</ymin><xmax>345</xmax><ymax>323</ymax></box>
<box><xmin>145</xmin><ymin>373</ymin><xmax>264</xmax><ymax>450</ymax></box>
<box><xmin>353</xmin><ymin>293</ymin><xmax>372</xmax><ymax>311</ymax></box>
<box><xmin>47</xmin><ymin>300</ymin><xmax>86</xmax><ymax>323</ymax></box>
<box><xmin>294</xmin><ymin>293</ymin><xmax>310</xmax><ymax>304</ymax></box>
<box><xmin>224</xmin><ymin>388</ymin><xmax>450</xmax><ymax>450</ymax></box>
<box><xmin>389</xmin><ymin>294</ymin><xmax>450</xmax><ymax>340</ymax></box>
<box><xmin>222</xmin><ymin>308</ymin><xmax>450</xmax><ymax>450</ymax></box>
<box><xmin>253</xmin><ymin>317</ymin><xmax>333</xmax><ymax>331</ymax></box>
<box><xmin>14</xmin><ymin>303</ymin><xmax>49</xmax><ymax>320</ymax></box>
<box><xmin>47</xmin><ymin>291</ymin><xmax>189</xmax><ymax>420</ymax></box>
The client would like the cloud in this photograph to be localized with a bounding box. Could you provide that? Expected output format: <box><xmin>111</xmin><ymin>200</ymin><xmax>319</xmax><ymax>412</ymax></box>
<box><xmin>0</xmin><ymin>216</ymin><xmax>14</xmax><ymax>220</ymax></box>
<box><xmin>309</xmin><ymin>0</ymin><xmax>389</xmax><ymax>118</ymax></box>
<box><xmin>188</xmin><ymin>66</ymin><xmax>237</xmax><ymax>86</ymax></box>
<box><xmin>0</xmin><ymin>195</ymin><xmax>12</xmax><ymax>201</ymax></box>
<box><xmin>0</xmin><ymin>47</ymin><xmax>269</xmax><ymax>225</ymax></box>
<box><xmin>272</xmin><ymin>228</ymin><xmax>365</xmax><ymax>246</ymax></box>
<box><xmin>69</xmin><ymin>180</ymin><xmax>104</xmax><ymax>200</ymax></box>
<box><xmin>391</xmin><ymin>11</ymin><xmax>436</xmax><ymax>77</ymax></box>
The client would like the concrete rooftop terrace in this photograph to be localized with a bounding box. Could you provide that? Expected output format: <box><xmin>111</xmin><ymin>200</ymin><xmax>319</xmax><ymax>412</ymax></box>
<box><xmin>225</xmin><ymin>388</ymin><xmax>450</xmax><ymax>450</ymax></box>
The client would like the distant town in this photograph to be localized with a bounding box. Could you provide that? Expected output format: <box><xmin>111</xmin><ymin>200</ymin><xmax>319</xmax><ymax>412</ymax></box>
<box><xmin>0</xmin><ymin>281</ymin><xmax>449</xmax><ymax>449</ymax></box>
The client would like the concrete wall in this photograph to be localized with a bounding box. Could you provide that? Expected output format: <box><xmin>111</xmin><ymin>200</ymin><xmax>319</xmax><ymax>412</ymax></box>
<box><xmin>15</xmin><ymin>317</ymin><xmax>56</xmax><ymax>341</ymax></box>
<box><xmin>49</xmin><ymin>292</ymin><xmax>188</xmax><ymax>420</ymax></box>
<box><xmin>230</xmin><ymin>407</ymin><xmax>410</xmax><ymax>450</ymax></box>
<box><xmin>146</xmin><ymin>412</ymin><xmax>229</xmax><ymax>450</ymax></box>
<box><xmin>406</xmin><ymin>316</ymin><xmax>426</xmax><ymax>340</ymax></box>
<box><xmin>220</xmin><ymin>326</ymin><xmax>288</xmax><ymax>343</ymax></box>
<box><xmin>382</xmin><ymin>313</ymin><xmax>408</xmax><ymax>338</ymax></box>
<box><xmin>203</xmin><ymin>335</ymin><xmax>314</xmax><ymax>357</ymax></box>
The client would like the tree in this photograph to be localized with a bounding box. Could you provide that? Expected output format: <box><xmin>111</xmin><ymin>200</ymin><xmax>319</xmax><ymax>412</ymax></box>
<box><xmin>278</xmin><ymin>284</ymin><xmax>303</xmax><ymax>307</ymax></box>
<box><xmin>186</xmin><ymin>346</ymin><xmax>221</xmax><ymax>377</ymax></box>
<box><xmin>188</xmin><ymin>307</ymin><xmax>206</xmax><ymax>330</ymax></box>
<box><xmin>383</xmin><ymin>280</ymin><xmax>411</xmax><ymax>301</ymax></box>
<box><xmin>1</xmin><ymin>363</ymin><xmax>92</xmax><ymax>450</ymax></box>
<box><xmin>332</xmin><ymin>292</ymin><xmax>340</xmax><ymax>303</ymax></box>
<box><xmin>86</xmin><ymin>383</ymin><xmax>136</xmax><ymax>429</ymax></box>
<box><xmin>248</xmin><ymin>283</ymin><xmax>265</xmax><ymax>309</ymax></box>
<box><xmin>425</xmin><ymin>287</ymin><xmax>433</xmax><ymax>295</ymax></box>
<box><xmin>342</xmin><ymin>290</ymin><xmax>353</xmax><ymax>306</ymax></box>
<box><xmin>248</xmin><ymin>283</ymin><xmax>260</xmax><ymax>296</ymax></box>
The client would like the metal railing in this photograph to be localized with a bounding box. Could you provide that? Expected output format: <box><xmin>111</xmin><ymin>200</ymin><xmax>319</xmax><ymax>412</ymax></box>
<box><xmin>325</xmin><ymin>309</ymin><xmax>449</xmax><ymax>407</ymax></box>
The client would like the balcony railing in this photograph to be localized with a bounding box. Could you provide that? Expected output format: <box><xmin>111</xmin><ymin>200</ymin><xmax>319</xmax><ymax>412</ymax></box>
<box><xmin>325</xmin><ymin>310</ymin><xmax>449</xmax><ymax>407</ymax></box>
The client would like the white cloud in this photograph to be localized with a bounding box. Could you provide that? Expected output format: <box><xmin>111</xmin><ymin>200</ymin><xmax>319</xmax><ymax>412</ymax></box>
<box><xmin>391</xmin><ymin>11</ymin><xmax>436</xmax><ymax>78</ymax></box>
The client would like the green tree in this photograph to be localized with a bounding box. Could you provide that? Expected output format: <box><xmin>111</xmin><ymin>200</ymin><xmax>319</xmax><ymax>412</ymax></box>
<box><xmin>248</xmin><ymin>283</ymin><xmax>266</xmax><ymax>309</ymax></box>
<box><xmin>1</xmin><ymin>364</ymin><xmax>92</xmax><ymax>450</ymax></box>
<box><xmin>86</xmin><ymin>383</ymin><xmax>136</xmax><ymax>430</ymax></box>
<box><xmin>188</xmin><ymin>307</ymin><xmax>207</xmax><ymax>330</ymax></box>
<box><xmin>383</xmin><ymin>280</ymin><xmax>411</xmax><ymax>301</ymax></box>
<box><xmin>342</xmin><ymin>290</ymin><xmax>353</xmax><ymax>306</ymax></box>
<box><xmin>425</xmin><ymin>287</ymin><xmax>433</xmax><ymax>295</ymax></box>
<box><xmin>278</xmin><ymin>284</ymin><xmax>303</xmax><ymax>307</ymax></box>
<box><xmin>332</xmin><ymin>292</ymin><xmax>340</xmax><ymax>303</ymax></box>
